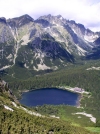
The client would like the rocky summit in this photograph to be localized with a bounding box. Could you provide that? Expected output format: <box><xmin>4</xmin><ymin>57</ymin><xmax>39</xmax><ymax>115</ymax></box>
<box><xmin>0</xmin><ymin>14</ymin><xmax>100</xmax><ymax>71</ymax></box>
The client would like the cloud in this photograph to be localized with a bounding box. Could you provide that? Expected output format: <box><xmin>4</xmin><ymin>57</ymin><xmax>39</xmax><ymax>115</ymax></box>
<box><xmin>0</xmin><ymin>0</ymin><xmax>100</xmax><ymax>31</ymax></box>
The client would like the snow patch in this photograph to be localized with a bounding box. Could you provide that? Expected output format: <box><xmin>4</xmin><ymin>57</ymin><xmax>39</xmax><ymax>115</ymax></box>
<box><xmin>20</xmin><ymin>106</ymin><xmax>42</xmax><ymax>117</ymax></box>
<box><xmin>12</xmin><ymin>102</ymin><xmax>43</xmax><ymax>117</ymax></box>
<box><xmin>0</xmin><ymin>65</ymin><xmax>11</xmax><ymax>71</ymax></box>
<box><xmin>50</xmin><ymin>115</ymin><xmax>60</xmax><ymax>119</ymax></box>
<box><xmin>24</xmin><ymin>63</ymin><xmax>29</xmax><ymax>69</ymax></box>
<box><xmin>74</xmin><ymin>112</ymin><xmax>96</xmax><ymax>123</ymax></box>
<box><xmin>72</xmin><ymin>28</ymin><xmax>77</xmax><ymax>34</ymax></box>
<box><xmin>12</xmin><ymin>102</ymin><xmax>19</xmax><ymax>108</ymax></box>
<box><xmin>86</xmin><ymin>66</ymin><xmax>100</xmax><ymax>70</ymax></box>
<box><xmin>4</xmin><ymin>105</ymin><xmax>14</xmax><ymax>112</ymax></box>
<box><xmin>20</xmin><ymin>106</ymin><xmax>60</xmax><ymax>119</ymax></box>
<box><xmin>11</xmin><ymin>102</ymin><xmax>60</xmax><ymax>119</ymax></box>
<box><xmin>6</xmin><ymin>54</ymin><xmax>13</xmax><ymax>59</ymax></box>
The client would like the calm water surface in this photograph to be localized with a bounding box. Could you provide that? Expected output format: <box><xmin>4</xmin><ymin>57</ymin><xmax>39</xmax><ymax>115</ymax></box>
<box><xmin>20</xmin><ymin>88</ymin><xmax>79</xmax><ymax>106</ymax></box>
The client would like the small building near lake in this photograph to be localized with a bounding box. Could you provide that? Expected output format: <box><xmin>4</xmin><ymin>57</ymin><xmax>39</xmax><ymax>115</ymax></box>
<box><xmin>73</xmin><ymin>87</ymin><xmax>84</xmax><ymax>93</ymax></box>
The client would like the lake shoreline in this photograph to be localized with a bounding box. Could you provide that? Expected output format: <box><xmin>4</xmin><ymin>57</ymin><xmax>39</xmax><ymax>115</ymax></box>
<box><xmin>76</xmin><ymin>93</ymin><xmax>83</xmax><ymax>107</ymax></box>
<box><xmin>56</xmin><ymin>87</ymin><xmax>83</xmax><ymax>107</ymax></box>
<box><xmin>20</xmin><ymin>87</ymin><xmax>82</xmax><ymax>107</ymax></box>
<box><xmin>22</xmin><ymin>86</ymin><xmax>87</xmax><ymax>94</ymax></box>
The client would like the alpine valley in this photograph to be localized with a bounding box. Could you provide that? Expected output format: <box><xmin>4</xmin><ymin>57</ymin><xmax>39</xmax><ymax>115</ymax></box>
<box><xmin>0</xmin><ymin>14</ymin><xmax>100</xmax><ymax>133</ymax></box>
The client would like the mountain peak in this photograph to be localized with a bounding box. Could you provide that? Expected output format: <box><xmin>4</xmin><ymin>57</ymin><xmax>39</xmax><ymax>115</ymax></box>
<box><xmin>38</xmin><ymin>14</ymin><xmax>52</xmax><ymax>20</ymax></box>
<box><xmin>7</xmin><ymin>14</ymin><xmax>34</xmax><ymax>27</ymax></box>
<box><xmin>56</xmin><ymin>15</ymin><xmax>62</xmax><ymax>19</ymax></box>
<box><xmin>68</xmin><ymin>20</ymin><xmax>76</xmax><ymax>24</ymax></box>
<box><xmin>47</xmin><ymin>14</ymin><xmax>52</xmax><ymax>17</ymax></box>
<box><xmin>19</xmin><ymin>14</ymin><xmax>34</xmax><ymax>21</ymax></box>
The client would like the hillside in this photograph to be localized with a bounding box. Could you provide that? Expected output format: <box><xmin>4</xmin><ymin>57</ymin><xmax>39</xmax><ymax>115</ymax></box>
<box><xmin>1</xmin><ymin>79</ymin><xmax>99</xmax><ymax>134</ymax></box>
<box><xmin>5</xmin><ymin>61</ymin><xmax>100</xmax><ymax>125</ymax></box>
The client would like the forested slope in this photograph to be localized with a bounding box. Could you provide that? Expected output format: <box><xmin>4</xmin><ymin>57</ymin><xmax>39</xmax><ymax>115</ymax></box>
<box><xmin>7</xmin><ymin>64</ymin><xmax>100</xmax><ymax>121</ymax></box>
<box><xmin>0</xmin><ymin>79</ymin><xmax>98</xmax><ymax>134</ymax></box>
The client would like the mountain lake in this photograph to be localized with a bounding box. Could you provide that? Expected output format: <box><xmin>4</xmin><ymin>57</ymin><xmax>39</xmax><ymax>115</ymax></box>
<box><xmin>20</xmin><ymin>88</ymin><xmax>80</xmax><ymax>107</ymax></box>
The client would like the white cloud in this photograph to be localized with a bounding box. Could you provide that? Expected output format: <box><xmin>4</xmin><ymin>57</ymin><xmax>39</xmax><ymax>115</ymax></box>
<box><xmin>0</xmin><ymin>0</ymin><xmax>100</xmax><ymax>31</ymax></box>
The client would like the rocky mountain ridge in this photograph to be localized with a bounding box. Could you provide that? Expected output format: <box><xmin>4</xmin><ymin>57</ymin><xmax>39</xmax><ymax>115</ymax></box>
<box><xmin>0</xmin><ymin>14</ymin><xmax>100</xmax><ymax>71</ymax></box>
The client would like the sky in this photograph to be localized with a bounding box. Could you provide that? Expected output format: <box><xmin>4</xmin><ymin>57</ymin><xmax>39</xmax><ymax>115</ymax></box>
<box><xmin>0</xmin><ymin>0</ymin><xmax>100</xmax><ymax>32</ymax></box>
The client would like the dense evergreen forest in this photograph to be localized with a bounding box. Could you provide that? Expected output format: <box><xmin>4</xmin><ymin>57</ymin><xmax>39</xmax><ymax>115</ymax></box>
<box><xmin>0</xmin><ymin>60</ymin><xmax>100</xmax><ymax>133</ymax></box>
<box><xmin>6</xmin><ymin>63</ymin><xmax>100</xmax><ymax>119</ymax></box>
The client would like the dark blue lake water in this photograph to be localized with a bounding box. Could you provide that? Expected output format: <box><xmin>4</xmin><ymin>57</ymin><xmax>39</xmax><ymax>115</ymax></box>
<box><xmin>20</xmin><ymin>88</ymin><xmax>79</xmax><ymax>107</ymax></box>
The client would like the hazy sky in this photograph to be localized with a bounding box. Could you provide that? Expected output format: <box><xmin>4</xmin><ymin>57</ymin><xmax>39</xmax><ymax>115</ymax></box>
<box><xmin>0</xmin><ymin>0</ymin><xmax>100</xmax><ymax>32</ymax></box>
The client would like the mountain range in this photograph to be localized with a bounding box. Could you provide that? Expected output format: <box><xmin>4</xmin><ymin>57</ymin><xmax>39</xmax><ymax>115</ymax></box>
<box><xmin>0</xmin><ymin>14</ymin><xmax>100</xmax><ymax>72</ymax></box>
<box><xmin>0</xmin><ymin>14</ymin><xmax>100</xmax><ymax>133</ymax></box>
